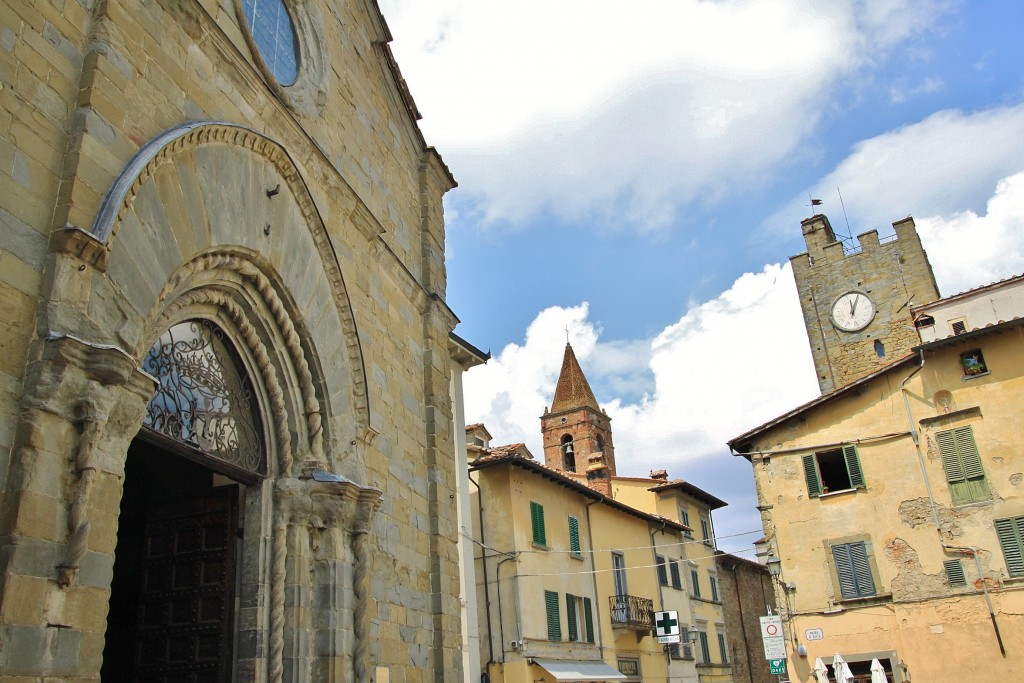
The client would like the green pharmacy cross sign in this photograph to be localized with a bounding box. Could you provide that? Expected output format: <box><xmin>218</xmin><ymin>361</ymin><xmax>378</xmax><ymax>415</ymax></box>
<box><xmin>654</xmin><ymin>610</ymin><xmax>680</xmax><ymax>644</ymax></box>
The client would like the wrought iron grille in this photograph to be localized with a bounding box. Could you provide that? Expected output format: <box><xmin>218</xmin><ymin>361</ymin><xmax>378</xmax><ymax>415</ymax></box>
<box><xmin>143</xmin><ymin>320</ymin><xmax>265</xmax><ymax>474</ymax></box>
<box><xmin>608</xmin><ymin>594</ymin><xmax>654</xmax><ymax>630</ymax></box>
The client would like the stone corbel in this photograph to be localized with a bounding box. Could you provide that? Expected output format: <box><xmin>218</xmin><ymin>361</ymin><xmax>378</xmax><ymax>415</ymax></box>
<box><xmin>51</xmin><ymin>224</ymin><xmax>110</xmax><ymax>271</ymax></box>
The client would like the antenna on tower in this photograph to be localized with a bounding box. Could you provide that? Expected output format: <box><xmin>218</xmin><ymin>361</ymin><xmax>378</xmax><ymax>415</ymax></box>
<box><xmin>837</xmin><ymin>188</ymin><xmax>853</xmax><ymax>242</ymax></box>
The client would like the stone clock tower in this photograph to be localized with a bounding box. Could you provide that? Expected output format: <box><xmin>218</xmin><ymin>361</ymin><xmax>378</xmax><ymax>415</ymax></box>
<box><xmin>791</xmin><ymin>214</ymin><xmax>940</xmax><ymax>394</ymax></box>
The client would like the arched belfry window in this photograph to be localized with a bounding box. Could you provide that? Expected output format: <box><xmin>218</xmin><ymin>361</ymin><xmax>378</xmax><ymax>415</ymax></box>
<box><xmin>561</xmin><ymin>434</ymin><xmax>576</xmax><ymax>472</ymax></box>
<box><xmin>142</xmin><ymin>320</ymin><xmax>266</xmax><ymax>477</ymax></box>
<box><xmin>596</xmin><ymin>435</ymin><xmax>604</xmax><ymax>454</ymax></box>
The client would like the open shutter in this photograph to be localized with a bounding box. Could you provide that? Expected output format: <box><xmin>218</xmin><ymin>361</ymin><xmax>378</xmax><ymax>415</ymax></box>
<box><xmin>937</xmin><ymin>430</ymin><xmax>965</xmax><ymax>481</ymax></box>
<box><xmin>583</xmin><ymin>597</ymin><xmax>594</xmax><ymax>642</ymax></box>
<box><xmin>568</xmin><ymin>515</ymin><xmax>581</xmax><ymax>554</ymax></box>
<box><xmin>669</xmin><ymin>560</ymin><xmax>682</xmax><ymax>589</ymax></box>
<box><xmin>545</xmin><ymin>590</ymin><xmax>561</xmax><ymax>640</ymax></box>
<box><xmin>995</xmin><ymin>518</ymin><xmax>1024</xmax><ymax>578</ymax></box>
<box><xmin>566</xmin><ymin>593</ymin><xmax>578</xmax><ymax>641</ymax></box>
<box><xmin>531</xmin><ymin>502</ymin><xmax>546</xmax><ymax>545</ymax></box>
<box><xmin>802</xmin><ymin>454</ymin><xmax>822</xmax><ymax>497</ymax></box>
<box><xmin>843</xmin><ymin>445</ymin><xmax>865</xmax><ymax>488</ymax></box>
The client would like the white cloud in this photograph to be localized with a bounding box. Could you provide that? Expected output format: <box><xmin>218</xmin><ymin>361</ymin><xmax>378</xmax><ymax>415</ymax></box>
<box><xmin>382</xmin><ymin>0</ymin><xmax>952</xmax><ymax>230</ymax></box>
<box><xmin>764</xmin><ymin>105</ymin><xmax>1024</xmax><ymax>237</ymax></box>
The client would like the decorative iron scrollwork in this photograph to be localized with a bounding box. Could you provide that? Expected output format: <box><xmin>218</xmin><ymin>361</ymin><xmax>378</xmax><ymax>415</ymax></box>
<box><xmin>143</xmin><ymin>320</ymin><xmax>265</xmax><ymax>474</ymax></box>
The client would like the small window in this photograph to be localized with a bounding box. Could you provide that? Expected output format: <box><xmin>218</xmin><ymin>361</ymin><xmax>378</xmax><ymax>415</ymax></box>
<box><xmin>914</xmin><ymin>314</ymin><xmax>935</xmax><ymax>328</ymax></box>
<box><xmin>596</xmin><ymin>435</ymin><xmax>605</xmax><ymax>453</ymax></box>
<box><xmin>995</xmin><ymin>516</ymin><xmax>1024</xmax><ymax>578</ymax></box>
<box><xmin>831</xmin><ymin>541</ymin><xmax>877</xmax><ymax>599</ymax></box>
<box><xmin>960</xmin><ymin>349</ymin><xmax>988</xmax><ymax>376</ymax></box>
<box><xmin>679</xmin><ymin>508</ymin><xmax>693</xmax><ymax>538</ymax></box>
<box><xmin>530</xmin><ymin>501</ymin><xmax>547</xmax><ymax>546</ymax></box>
<box><xmin>656</xmin><ymin>556</ymin><xmax>669</xmax><ymax>586</ymax></box>
<box><xmin>700</xmin><ymin>517</ymin><xmax>712</xmax><ymax>547</ymax></box>
<box><xmin>709</xmin><ymin>575</ymin><xmax>719</xmax><ymax>602</ymax></box>
<box><xmin>873</xmin><ymin>339</ymin><xmax>885</xmax><ymax>358</ymax></box>
<box><xmin>936</xmin><ymin>426</ymin><xmax>989</xmax><ymax>505</ymax></box>
<box><xmin>803</xmin><ymin>445</ymin><xmax>865</xmax><ymax>497</ymax></box>
<box><xmin>691</xmin><ymin>569</ymin><xmax>701</xmax><ymax>598</ymax></box>
<box><xmin>717</xmin><ymin>632</ymin><xmax>729</xmax><ymax>663</ymax></box>
<box><xmin>241</xmin><ymin>0</ymin><xmax>300</xmax><ymax>85</ymax></box>
<box><xmin>950</xmin><ymin>318</ymin><xmax>968</xmax><ymax>335</ymax></box>
<box><xmin>944</xmin><ymin>559</ymin><xmax>967</xmax><ymax>587</ymax></box>
<box><xmin>568</xmin><ymin>515</ymin><xmax>581</xmax><ymax>557</ymax></box>
<box><xmin>666</xmin><ymin>642</ymin><xmax>684</xmax><ymax>660</ymax></box>
<box><xmin>565</xmin><ymin>593</ymin><xmax>588</xmax><ymax>642</ymax></box>
<box><xmin>545</xmin><ymin>590</ymin><xmax>561</xmax><ymax>640</ymax></box>
<box><xmin>669</xmin><ymin>560</ymin><xmax>682</xmax><ymax>590</ymax></box>
<box><xmin>561</xmin><ymin>434</ymin><xmax>576</xmax><ymax>472</ymax></box>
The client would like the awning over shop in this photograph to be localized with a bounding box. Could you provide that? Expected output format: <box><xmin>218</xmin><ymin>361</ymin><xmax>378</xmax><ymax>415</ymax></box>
<box><xmin>531</xmin><ymin>658</ymin><xmax>630</xmax><ymax>682</ymax></box>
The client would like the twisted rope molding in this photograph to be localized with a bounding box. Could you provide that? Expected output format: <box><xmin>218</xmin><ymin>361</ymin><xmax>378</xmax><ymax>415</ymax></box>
<box><xmin>57</xmin><ymin>398</ymin><xmax>105</xmax><ymax>588</ymax></box>
<box><xmin>352</xmin><ymin>529</ymin><xmax>370</xmax><ymax>683</ymax></box>
<box><xmin>269</xmin><ymin>506</ymin><xmax>288</xmax><ymax>683</ymax></box>
<box><xmin>94</xmin><ymin>122</ymin><xmax>370</xmax><ymax>434</ymax></box>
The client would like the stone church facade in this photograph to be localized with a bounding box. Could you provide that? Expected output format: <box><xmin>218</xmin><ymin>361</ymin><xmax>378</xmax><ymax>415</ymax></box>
<box><xmin>1</xmin><ymin>2</ymin><xmax>462</xmax><ymax>681</ymax></box>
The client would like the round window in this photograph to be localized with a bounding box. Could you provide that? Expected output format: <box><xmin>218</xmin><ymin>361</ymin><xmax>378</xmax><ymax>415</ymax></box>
<box><xmin>241</xmin><ymin>0</ymin><xmax>300</xmax><ymax>86</ymax></box>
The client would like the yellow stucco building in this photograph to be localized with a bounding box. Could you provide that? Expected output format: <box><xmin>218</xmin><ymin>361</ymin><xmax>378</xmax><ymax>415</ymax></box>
<box><xmin>729</xmin><ymin>217</ymin><xmax>1024</xmax><ymax>682</ymax></box>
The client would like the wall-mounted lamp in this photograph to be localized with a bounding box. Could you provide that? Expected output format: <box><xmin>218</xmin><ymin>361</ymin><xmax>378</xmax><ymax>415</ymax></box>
<box><xmin>765</xmin><ymin>556</ymin><xmax>782</xmax><ymax>578</ymax></box>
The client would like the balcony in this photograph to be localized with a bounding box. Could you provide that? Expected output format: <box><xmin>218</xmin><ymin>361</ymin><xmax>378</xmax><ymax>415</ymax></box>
<box><xmin>608</xmin><ymin>594</ymin><xmax>654</xmax><ymax>631</ymax></box>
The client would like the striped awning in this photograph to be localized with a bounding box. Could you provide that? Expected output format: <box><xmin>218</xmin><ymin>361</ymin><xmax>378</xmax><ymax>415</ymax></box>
<box><xmin>531</xmin><ymin>658</ymin><xmax>629</xmax><ymax>682</ymax></box>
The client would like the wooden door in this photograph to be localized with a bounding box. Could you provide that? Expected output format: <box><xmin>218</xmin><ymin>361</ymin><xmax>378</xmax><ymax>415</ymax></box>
<box><xmin>133</xmin><ymin>485</ymin><xmax>238</xmax><ymax>682</ymax></box>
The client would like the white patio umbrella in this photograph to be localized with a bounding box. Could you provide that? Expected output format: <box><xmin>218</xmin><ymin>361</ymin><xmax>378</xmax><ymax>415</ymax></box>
<box><xmin>832</xmin><ymin>653</ymin><xmax>855</xmax><ymax>683</ymax></box>
<box><xmin>870</xmin><ymin>658</ymin><xmax>888</xmax><ymax>683</ymax></box>
<box><xmin>812</xmin><ymin>657</ymin><xmax>830</xmax><ymax>683</ymax></box>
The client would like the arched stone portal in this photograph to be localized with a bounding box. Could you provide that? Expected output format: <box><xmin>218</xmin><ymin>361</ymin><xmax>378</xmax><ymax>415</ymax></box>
<box><xmin>13</xmin><ymin>123</ymin><xmax>383</xmax><ymax>682</ymax></box>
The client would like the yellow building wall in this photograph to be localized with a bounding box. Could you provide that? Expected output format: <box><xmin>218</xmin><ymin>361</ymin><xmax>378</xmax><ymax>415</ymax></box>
<box><xmin>739</xmin><ymin>326</ymin><xmax>1024</xmax><ymax>682</ymax></box>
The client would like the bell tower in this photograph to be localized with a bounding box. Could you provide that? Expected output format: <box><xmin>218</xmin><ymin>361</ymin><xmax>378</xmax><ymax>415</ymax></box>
<box><xmin>791</xmin><ymin>214</ymin><xmax>940</xmax><ymax>394</ymax></box>
<box><xmin>541</xmin><ymin>344</ymin><xmax>616</xmax><ymax>487</ymax></box>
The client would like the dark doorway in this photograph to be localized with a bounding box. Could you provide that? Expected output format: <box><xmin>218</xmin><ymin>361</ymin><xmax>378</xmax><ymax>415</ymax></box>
<box><xmin>103</xmin><ymin>439</ymin><xmax>240</xmax><ymax>682</ymax></box>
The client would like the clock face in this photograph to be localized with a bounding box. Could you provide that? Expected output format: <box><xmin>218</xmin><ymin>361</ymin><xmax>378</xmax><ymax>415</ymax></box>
<box><xmin>830</xmin><ymin>292</ymin><xmax>875</xmax><ymax>332</ymax></box>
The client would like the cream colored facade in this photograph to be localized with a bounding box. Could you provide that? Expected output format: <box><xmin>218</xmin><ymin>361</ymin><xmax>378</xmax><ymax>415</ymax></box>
<box><xmin>467</xmin><ymin>437</ymin><xmax>700</xmax><ymax>683</ymax></box>
<box><xmin>0</xmin><ymin>1</ymin><xmax>465</xmax><ymax>681</ymax></box>
<box><xmin>613</xmin><ymin>478</ymin><xmax>733</xmax><ymax>682</ymax></box>
<box><xmin>729</xmin><ymin>273</ymin><xmax>1024</xmax><ymax>681</ymax></box>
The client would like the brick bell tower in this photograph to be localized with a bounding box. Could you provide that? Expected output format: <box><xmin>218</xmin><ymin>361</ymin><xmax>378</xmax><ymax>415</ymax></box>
<box><xmin>791</xmin><ymin>214</ymin><xmax>940</xmax><ymax>394</ymax></box>
<box><xmin>542</xmin><ymin>344</ymin><xmax>616</xmax><ymax>493</ymax></box>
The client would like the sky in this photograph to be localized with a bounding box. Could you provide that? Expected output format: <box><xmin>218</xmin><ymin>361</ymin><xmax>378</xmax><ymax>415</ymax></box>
<box><xmin>379</xmin><ymin>1</ymin><xmax>1024</xmax><ymax>556</ymax></box>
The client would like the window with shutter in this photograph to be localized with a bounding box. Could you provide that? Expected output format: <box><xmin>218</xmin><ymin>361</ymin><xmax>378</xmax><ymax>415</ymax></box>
<box><xmin>831</xmin><ymin>541</ymin><xmax>877</xmax><ymax>599</ymax></box>
<box><xmin>717</xmin><ymin>632</ymin><xmax>729</xmax><ymax>663</ymax></box>
<box><xmin>804</xmin><ymin>446</ymin><xmax>866</xmax><ymax>496</ymax></box>
<box><xmin>679</xmin><ymin>508</ymin><xmax>693</xmax><ymax>538</ymax></box>
<box><xmin>669</xmin><ymin>560</ymin><xmax>682</xmax><ymax>589</ymax></box>
<box><xmin>545</xmin><ymin>590</ymin><xmax>561</xmax><ymax>640</ymax></box>
<box><xmin>583</xmin><ymin>597</ymin><xmax>594</xmax><ymax>643</ymax></box>
<box><xmin>698</xmin><ymin>631</ymin><xmax>710</xmax><ymax>663</ymax></box>
<box><xmin>943</xmin><ymin>559</ymin><xmax>967</xmax><ymax>587</ymax></box>
<box><xmin>936</xmin><ymin>426</ymin><xmax>990</xmax><ymax>505</ymax></box>
<box><xmin>656</xmin><ymin>556</ymin><xmax>668</xmax><ymax>585</ymax></box>
<box><xmin>710</xmin><ymin>575</ymin><xmax>719</xmax><ymax>602</ymax></box>
<box><xmin>995</xmin><ymin>516</ymin><xmax>1024</xmax><ymax>578</ymax></box>
<box><xmin>691</xmin><ymin>569</ymin><xmax>701</xmax><ymax>598</ymax></box>
<box><xmin>568</xmin><ymin>515</ymin><xmax>581</xmax><ymax>556</ymax></box>
<box><xmin>700</xmin><ymin>517</ymin><xmax>712</xmax><ymax>546</ymax></box>
<box><xmin>531</xmin><ymin>501</ymin><xmax>547</xmax><ymax>546</ymax></box>
<box><xmin>566</xmin><ymin>593</ymin><xmax>578</xmax><ymax>641</ymax></box>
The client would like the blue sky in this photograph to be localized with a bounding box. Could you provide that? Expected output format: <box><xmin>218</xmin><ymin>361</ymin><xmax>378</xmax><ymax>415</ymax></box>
<box><xmin>381</xmin><ymin>0</ymin><xmax>1024</xmax><ymax>554</ymax></box>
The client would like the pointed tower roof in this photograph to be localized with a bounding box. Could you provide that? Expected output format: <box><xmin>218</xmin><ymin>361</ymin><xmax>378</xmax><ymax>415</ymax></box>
<box><xmin>550</xmin><ymin>343</ymin><xmax>601</xmax><ymax>414</ymax></box>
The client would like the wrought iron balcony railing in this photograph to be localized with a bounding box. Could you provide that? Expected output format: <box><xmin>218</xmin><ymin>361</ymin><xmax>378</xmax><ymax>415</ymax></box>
<box><xmin>608</xmin><ymin>594</ymin><xmax>654</xmax><ymax>630</ymax></box>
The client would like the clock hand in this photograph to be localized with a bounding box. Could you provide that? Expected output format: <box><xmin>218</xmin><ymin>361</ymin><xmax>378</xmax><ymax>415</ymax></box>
<box><xmin>850</xmin><ymin>297</ymin><xmax>857</xmax><ymax>316</ymax></box>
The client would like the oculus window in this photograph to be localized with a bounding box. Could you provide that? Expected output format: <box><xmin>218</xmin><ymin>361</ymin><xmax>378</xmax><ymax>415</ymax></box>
<box><xmin>242</xmin><ymin>0</ymin><xmax>300</xmax><ymax>85</ymax></box>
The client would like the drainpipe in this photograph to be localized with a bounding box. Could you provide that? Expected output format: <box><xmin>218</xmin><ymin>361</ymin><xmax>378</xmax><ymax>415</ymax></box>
<box><xmin>468</xmin><ymin>472</ymin><xmax>496</xmax><ymax>670</ymax></box>
<box><xmin>496</xmin><ymin>554</ymin><xmax>520</xmax><ymax>661</ymax></box>
<box><xmin>900</xmin><ymin>350</ymin><xmax>1006</xmax><ymax>656</ymax></box>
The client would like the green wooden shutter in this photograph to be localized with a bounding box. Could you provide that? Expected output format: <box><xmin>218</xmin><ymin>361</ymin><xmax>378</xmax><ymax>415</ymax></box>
<box><xmin>698</xmin><ymin>631</ymin><xmax>710</xmax><ymax>663</ymax></box>
<box><xmin>566</xmin><ymin>593</ymin><xmax>578</xmax><ymax>641</ymax></box>
<box><xmin>545</xmin><ymin>590</ymin><xmax>561</xmax><ymax>640</ymax></box>
<box><xmin>656</xmin><ymin>556</ymin><xmax>668</xmax><ymax>585</ymax></box>
<box><xmin>802</xmin><ymin>454</ymin><xmax>822</xmax><ymax>497</ymax></box>
<box><xmin>943</xmin><ymin>559</ymin><xmax>967</xmax><ymax>587</ymax></box>
<box><xmin>568</xmin><ymin>515</ymin><xmax>581</xmax><ymax>555</ymax></box>
<box><xmin>710</xmin><ymin>575</ymin><xmax>719</xmax><ymax>602</ymax></box>
<box><xmin>531</xmin><ymin>502</ymin><xmax>546</xmax><ymax>545</ymax></box>
<box><xmin>842</xmin><ymin>445</ymin><xmax>865</xmax><ymax>488</ymax></box>
<box><xmin>938</xmin><ymin>427</ymin><xmax>989</xmax><ymax>505</ymax></box>
<box><xmin>937</xmin><ymin>430</ymin><xmax>965</xmax><ymax>481</ymax></box>
<box><xmin>669</xmin><ymin>560</ymin><xmax>682</xmax><ymax>589</ymax></box>
<box><xmin>717</xmin><ymin>633</ymin><xmax>728</xmax><ymax>663</ymax></box>
<box><xmin>832</xmin><ymin>541</ymin><xmax>876</xmax><ymax>599</ymax></box>
<box><xmin>583</xmin><ymin>597</ymin><xmax>594</xmax><ymax>642</ymax></box>
<box><xmin>955</xmin><ymin>427</ymin><xmax>984</xmax><ymax>478</ymax></box>
<box><xmin>691</xmin><ymin>569</ymin><xmax>701</xmax><ymax>598</ymax></box>
<box><xmin>995</xmin><ymin>517</ymin><xmax>1024</xmax><ymax>578</ymax></box>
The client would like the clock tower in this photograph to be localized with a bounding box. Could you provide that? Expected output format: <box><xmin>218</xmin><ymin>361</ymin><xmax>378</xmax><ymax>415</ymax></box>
<box><xmin>791</xmin><ymin>214</ymin><xmax>940</xmax><ymax>394</ymax></box>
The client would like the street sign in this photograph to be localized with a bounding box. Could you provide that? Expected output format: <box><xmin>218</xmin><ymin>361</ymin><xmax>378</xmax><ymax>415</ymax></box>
<box><xmin>805</xmin><ymin>628</ymin><xmax>824</xmax><ymax>641</ymax></box>
<box><xmin>759</xmin><ymin>615</ymin><xmax>787</xmax><ymax>660</ymax></box>
<box><xmin>769</xmin><ymin>659</ymin><xmax>787</xmax><ymax>675</ymax></box>
<box><xmin>654</xmin><ymin>610</ymin><xmax>680</xmax><ymax>644</ymax></box>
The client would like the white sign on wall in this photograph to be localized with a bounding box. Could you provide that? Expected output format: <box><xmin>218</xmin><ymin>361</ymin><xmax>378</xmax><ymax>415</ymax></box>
<box><xmin>759</xmin><ymin>615</ymin><xmax>787</xmax><ymax>660</ymax></box>
<box><xmin>805</xmin><ymin>628</ymin><xmax>824</xmax><ymax>641</ymax></box>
